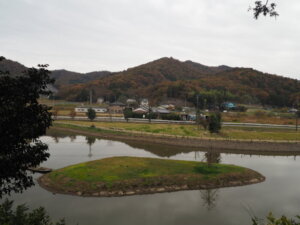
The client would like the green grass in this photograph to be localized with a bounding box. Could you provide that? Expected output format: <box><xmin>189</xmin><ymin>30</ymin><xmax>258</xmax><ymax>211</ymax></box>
<box><xmin>49</xmin><ymin>157</ymin><xmax>245</xmax><ymax>184</ymax></box>
<box><xmin>53</xmin><ymin>120</ymin><xmax>300</xmax><ymax>141</ymax></box>
<box><xmin>41</xmin><ymin>156</ymin><xmax>262</xmax><ymax>195</ymax></box>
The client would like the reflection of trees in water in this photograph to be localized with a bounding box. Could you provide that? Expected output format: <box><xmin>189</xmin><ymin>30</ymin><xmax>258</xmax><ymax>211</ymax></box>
<box><xmin>107</xmin><ymin>140</ymin><xmax>114</xmax><ymax>147</ymax></box>
<box><xmin>200</xmin><ymin>189</ymin><xmax>219</xmax><ymax>211</ymax></box>
<box><xmin>204</xmin><ymin>151</ymin><xmax>221</xmax><ymax>165</ymax></box>
<box><xmin>69</xmin><ymin>135</ymin><xmax>76</xmax><ymax>142</ymax></box>
<box><xmin>48</xmin><ymin>132</ymin><xmax>79</xmax><ymax>144</ymax></box>
<box><xmin>52</xmin><ymin>136</ymin><xmax>60</xmax><ymax>143</ymax></box>
<box><xmin>86</xmin><ymin>136</ymin><xmax>96</xmax><ymax>158</ymax></box>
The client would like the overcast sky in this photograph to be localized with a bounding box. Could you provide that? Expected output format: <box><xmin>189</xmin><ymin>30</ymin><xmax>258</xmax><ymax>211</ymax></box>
<box><xmin>1</xmin><ymin>0</ymin><xmax>300</xmax><ymax>79</ymax></box>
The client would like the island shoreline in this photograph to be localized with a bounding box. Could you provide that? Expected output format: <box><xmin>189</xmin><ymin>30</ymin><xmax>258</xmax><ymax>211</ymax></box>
<box><xmin>38</xmin><ymin>157</ymin><xmax>265</xmax><ymax>198</ymax></box>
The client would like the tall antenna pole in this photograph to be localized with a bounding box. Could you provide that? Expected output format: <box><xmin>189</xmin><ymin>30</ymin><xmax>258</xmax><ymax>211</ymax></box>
<box><xmin>90</xmin><ymin>90</ymin><xmax>92</xmax><ymax>105</ymax></box>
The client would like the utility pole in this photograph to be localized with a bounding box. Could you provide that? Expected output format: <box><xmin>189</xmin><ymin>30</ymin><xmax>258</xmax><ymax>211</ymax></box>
<box><xmin>296</xmin><ymin>100</ymin><xmax>299</xmax><ymax>132</ymax></box>
<box><xmin>89</xmin><ymin>90</ymin><xmax>93</xmax><ymax>105</ymax></box>
<box><xmin>296</xmin><ymin>113</ymin><xmax>298</xmax><ymax>131</ymax></box>
<box><xmin>148</xmin><ymin>100</ymin><xmax>151</xmax><ymax>123</ymax></box>
<box><xmin>196</xmin><ymin>94</ymin><xmax>200</xmax><ymax>130</ymax></box>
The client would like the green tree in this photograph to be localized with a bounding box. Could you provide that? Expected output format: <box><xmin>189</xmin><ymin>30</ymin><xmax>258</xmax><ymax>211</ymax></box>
<box><xmin>0</xmin><ymin>57</ymin><xmax>53</xmax><ymax>196</ymax></box>
<box><xmin>208</xmin><ymin>112</ymin><xmax>222</xmax><ymax>133</ymax></box>
<box><xmin>87</xmin><ymin>108</ymin><xmax>96</xmax><ymax>121</ymax></box>
<box><xmin>0</xmin><ymin>199</ymin><xmax>65</xmax><ymax>225</ymax></box>
<box><xmin>123</xmin><ymin>108</ymin><xmax>133</xmax><ymax>121</ymax></box>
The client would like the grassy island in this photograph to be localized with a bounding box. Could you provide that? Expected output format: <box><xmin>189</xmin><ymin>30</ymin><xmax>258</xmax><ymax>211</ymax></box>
<box><xmin>39</xmin><ymin>157</ymin><xmax>265</xmax><ymax>197</ymax></box>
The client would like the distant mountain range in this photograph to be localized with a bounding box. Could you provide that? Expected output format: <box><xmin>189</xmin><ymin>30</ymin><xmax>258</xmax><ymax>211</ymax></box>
<box><xmin>1</xmin><ymin>56</ymin><xmax>300</xmax><ymax>107</ymax></box>
<box><xmin>0</xmin><ymin>58</ymin><xmax>112</xmax><ymax>88</ymax></box>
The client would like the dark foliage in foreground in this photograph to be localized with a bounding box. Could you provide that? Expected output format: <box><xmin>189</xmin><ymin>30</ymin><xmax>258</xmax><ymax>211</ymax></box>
<box><xmin>0</xmin><ymin>199</ymin><xmax>66</xmax><ymax>225</ymax></box>
<box><xmin>0</xmin><ymin>56</ymin><xmax>53</xmax><ymax>197</ymax></box>
<box><xmin>250</xmin><ymin>1</ymin><xmax>279</xmax><ymax>19</ymax></box>
<box><xmin>252</xmin><ymin>213</ymin><xmax>300</xmax><ymax>225</ymax></box>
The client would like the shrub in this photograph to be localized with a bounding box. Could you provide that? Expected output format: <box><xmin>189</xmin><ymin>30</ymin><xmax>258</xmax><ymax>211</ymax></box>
<box><xmin>161</xmin><ymin>113</ymin><xmax>181</xmax><ymax>121</ymax></box>
<box><xmin>86</xmin><ymin>108</ymin><xmax>96</xmax><ymax>121</ymax></box>
<box><xmin>0</xmin><ymin>199</ymin><xmax>66</xmax><ymax>225</ymax></box>
<box><xmin>123</xmin><ymin>108</ymin><xmax>133</xmax><ymax>120</ymax></box>
<box><xmin>254</xmin><ymin>110</ymin><xmax>267</xmax><ymax>117</ymax></box>
<box><xmin>232</xmin><ymin>106</ymin><xmax>248</xmax><ymax>112</ymax></box>
<box><xmin>146</xmin><ymin>112</ymin><xmax>158</xmax><ymax>119</ymax></box>
<box><xmin>209</xmin><ymin>112</ymin><xmax>222</xmax><ymax>133</ymax></box>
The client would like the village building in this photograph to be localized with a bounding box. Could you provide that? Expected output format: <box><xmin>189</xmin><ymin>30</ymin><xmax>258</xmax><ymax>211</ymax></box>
<box><xmin>108</xmin><ymin>102</ymin><xmax>126</xmax><ymax>114</ymax></box>
<box><xmin>127</xmin><ymin>98</ymin><xmax>137</xmax><ymax>104</ymax></box>
<box><xmin>75</xmin><ymin>107</ymin><xmax>107</xmax><ymax>113</ymax></box>
<box><xmin>133</xmin><ymin>108</ymin><xmax>148</xmax><ymax>114</ymax></box>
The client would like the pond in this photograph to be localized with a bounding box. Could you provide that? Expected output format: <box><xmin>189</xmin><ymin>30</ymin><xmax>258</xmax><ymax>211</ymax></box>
<box><xmin>5</xmin><ymin>130</ymin><xmax>300</xmax><ymax>225</ymax></box>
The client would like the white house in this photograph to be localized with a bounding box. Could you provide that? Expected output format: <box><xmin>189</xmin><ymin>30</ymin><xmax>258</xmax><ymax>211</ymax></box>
<box><xmin>75</xmin><ymin>107</ymin><xmax>107</xmax><ymax>113</ymax></box>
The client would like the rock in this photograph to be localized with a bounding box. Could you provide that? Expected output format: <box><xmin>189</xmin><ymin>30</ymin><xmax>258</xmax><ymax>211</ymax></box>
<box><xmin>181</xmin><ymin>185</ymin><xmax>188</xmax><ymax>189</ymax></box>
<box><xmin>156</xmin><ymin>187</ymin><xmax>165</xmax><ymax>192</ymax></box>
<box><xmin>125</xmin><ymin>191</ymin><xmax>135</xmax><ymax>195</ymax></box>
<box><xmin>118</xmin><ymin>191</ymin><xmax>124</xmax><ymax>195</ymax></box>
<box><xmin>100</xmin><ymin>191</ymin><xmax>108</xmax><ymax>196</ymax></box>
<box><xmin>92</xmin><ymin>192</ymin><xmax>99</xmax><ymax>196</ymax></box>
<box><xmin>76</xmin><ymin>192</ymin><xmax>82</xmax><ymax>196</ymax></box>
<box><xmin>229</xmin><ymin>181</ymin><xmax>241</xmax><ymax>186</ymax></box>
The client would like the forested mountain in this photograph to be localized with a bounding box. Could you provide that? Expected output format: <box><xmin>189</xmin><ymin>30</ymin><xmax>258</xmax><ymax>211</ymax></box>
<box><xmin>56</xmin><ymin>57</ymin><xmax>300</xmax><ymax>107</ymax></box>
<box><xmin>50</xmin><ymin>70</ymin><xmax>111</xmax><ymax>88</ymax></box>
<box><xmin>0</xmin><ymin>58</ymin><xmax>111</xmax><ymax>88</ymax></box>
<box><xmin>0</xmin><ymin>58</ymin><xmax>27</xmax><ymax>76</ymax></box>
<box><xmin>184</xmin><ymin>60</ymin><xmax>232</xmax><ymax>74</ymax></box>
<box><xmin>1</xmin><ymin>57</ymin><xmax>300</xmax><ymax>107</ymax></box>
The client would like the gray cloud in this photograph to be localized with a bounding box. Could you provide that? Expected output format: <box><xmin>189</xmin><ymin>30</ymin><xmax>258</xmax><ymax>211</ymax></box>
<box><xmin>1</xmin><ymin>0</ymin><xmax>299</xmax><ymax>79</ymax></box>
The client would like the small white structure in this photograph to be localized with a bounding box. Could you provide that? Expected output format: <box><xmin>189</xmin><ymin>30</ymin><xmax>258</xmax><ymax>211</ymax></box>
<box><xmin>75</xmin><ymin>107</ymin><xmax>107</xmax><ymax>113</ymax></box>
<box><xmin>97</xmin><ymin>97</ymin><xmax>104</xmax><ymax>104</ymax></box>
<box><xmin>140</xmin><ymin>98</ymin><xmax>149</xmax><ymax>107</ymax></box>
<box><xmin>127</xmin><ymin>99</ymin><xmax>137</xmax><ymax>104</ymax></box>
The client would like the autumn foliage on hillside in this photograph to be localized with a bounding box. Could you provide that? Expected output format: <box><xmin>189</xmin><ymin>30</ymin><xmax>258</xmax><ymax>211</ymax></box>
<box><xmin>2</xmin><ymin>56</ymin><xmax>300</xmax><ymax>107</ymax></box>
<box><xmin>56</xmin><ymin>58</ymin><xmax>300</xmax><ymax>107</ymax></box>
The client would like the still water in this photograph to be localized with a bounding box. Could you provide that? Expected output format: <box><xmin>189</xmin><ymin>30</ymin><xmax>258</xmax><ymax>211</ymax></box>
<box><xmin>5</xmin><ymin>130</ymin><xmax>300</xmax><ymax>225</ymax></box>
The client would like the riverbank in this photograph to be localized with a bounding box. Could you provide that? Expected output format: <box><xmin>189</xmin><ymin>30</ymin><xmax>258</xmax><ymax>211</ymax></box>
<box><xmin>38</xmin><ymin>157</ymin><xmax>265</xmax><ymax>197</ymax></box>
<box><xmin>54</xmin><ymin>120</ymin><xmax>300</xmax><ymax>141</ymax></box>
<box><xmin>51</xmin><ymin>123</ymin><xmax>300</xmax><ymax>152</ymax></box>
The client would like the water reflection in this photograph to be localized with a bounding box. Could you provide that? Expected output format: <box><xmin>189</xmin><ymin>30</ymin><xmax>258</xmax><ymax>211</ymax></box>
<box><xmin>46</xmin><ymin>129</ymin><xmax>300</xmax><ymax>159</ymax></box>
<box><xmin>199</xmin><ymin>189</ymin><xmax>219</xmax><ymax>211</ymax></box>
<box><xmin>86</xmin><ymin>136</ymin><xmax>96</xmax><ymax>158</ymax></box>
<box><xmin>204</xmin><ymin>151</ymin><xmax>222</xmax><ymax>165</ymax></box>
<box><xmin>3</xmin><ymin>130</ymin><xmax>300</xmax><ymax>225</ymax></box>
